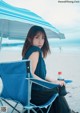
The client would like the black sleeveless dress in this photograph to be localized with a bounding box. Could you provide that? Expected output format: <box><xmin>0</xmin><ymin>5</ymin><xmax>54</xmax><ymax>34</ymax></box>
<box><xmin>23</xmin><ymin>46</ymin><xmax>71</xmax><ymax>113</ymax></box>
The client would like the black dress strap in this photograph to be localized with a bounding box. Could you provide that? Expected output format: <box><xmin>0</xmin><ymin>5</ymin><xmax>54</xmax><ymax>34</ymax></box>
<box><xmin>23</xmin><ymin>46</ymin><xmax>41</xmax><ymax>59</ymax></box>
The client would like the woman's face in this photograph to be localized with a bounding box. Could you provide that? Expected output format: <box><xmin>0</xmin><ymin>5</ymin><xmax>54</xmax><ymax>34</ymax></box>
<box><xmin>32</xmin><ymin>32</ymin><xmax>45</xmax><ymax>48</ymax></box>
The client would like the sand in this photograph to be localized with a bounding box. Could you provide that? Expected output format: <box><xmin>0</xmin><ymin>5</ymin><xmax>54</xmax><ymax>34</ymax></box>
<box><xmin>0</xmin><ymin>48</ymin><xmax>80</xmax><ymax>112</ymax></box>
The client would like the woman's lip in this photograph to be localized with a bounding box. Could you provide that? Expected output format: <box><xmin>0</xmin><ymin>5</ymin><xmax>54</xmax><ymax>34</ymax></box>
<box><xmin>38</xmin><ymin>45</ymin><xmax>42</xmax><ymax>47</ymax></box>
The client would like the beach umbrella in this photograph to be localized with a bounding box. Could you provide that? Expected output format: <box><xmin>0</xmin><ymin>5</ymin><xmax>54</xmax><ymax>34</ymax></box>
<box><xmin>0</xmin><ymin>0</ymin><xmax>65</xmax><ymax>39</ymax></box>
<box><xmin>0</xmin><ymin>0</ymin><xmax>65</xmax><ymax>49</ymax></box>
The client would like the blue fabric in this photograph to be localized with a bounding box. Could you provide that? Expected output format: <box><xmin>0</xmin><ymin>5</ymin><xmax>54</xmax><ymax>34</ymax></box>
<box><xmin>65</xmin><ymin>80</ymin><xmax>72</xmax><ymax>84</ymax></box>
<box><xmin>0</xmin><ymin>60</ymin><xmax>30</xmax><ymax>106</ymax></box>
<box><xmin>23</xmin><ymin>46</ymin><xmax>47</xmax><ymax>91</ymax></box>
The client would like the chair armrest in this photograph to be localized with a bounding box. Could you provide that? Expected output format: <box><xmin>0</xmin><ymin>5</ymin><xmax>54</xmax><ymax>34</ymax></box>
<box><xmin>26</xmin><ymin>78</ymin><xmax>72</xmax><ymax>89</ymax></box>
<box><xmin>65</xmin><ymin>80</ymin><xmax>72</xmax><ymax>84</ymax></box>
<box><xmin>26</xmin><ymin>78</ymin><xmax>59</xmax><ymax>89</ymax></box>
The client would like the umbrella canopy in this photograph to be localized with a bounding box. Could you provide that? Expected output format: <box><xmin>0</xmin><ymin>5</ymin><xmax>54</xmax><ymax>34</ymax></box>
<box><xmin>0</xmin><ymin>0</ymin><xmax>65</xmax><ymax>41</ymax></box>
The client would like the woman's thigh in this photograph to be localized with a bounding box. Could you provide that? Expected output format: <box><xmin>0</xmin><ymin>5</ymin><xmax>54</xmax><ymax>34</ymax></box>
<box><xmin>49</xmin><ymin>96</ymin><xmax>71</xmax><ymax>113</ymax></box>
<box><xmin>31</xmin><ymin>87</ymin><xmax>58</xmax><ymax>105</ymax></box>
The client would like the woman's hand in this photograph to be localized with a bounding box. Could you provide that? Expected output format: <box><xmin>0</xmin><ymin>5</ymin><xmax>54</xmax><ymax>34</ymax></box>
<box><xmin>56</xmin><ymin>80</ymin><xmax>66</xmax><ymax>87</ymax></box>
<box><xmin>46</xmin><ymin>76</ymin><xmax>66</xmax><ymax>86</ymax></box>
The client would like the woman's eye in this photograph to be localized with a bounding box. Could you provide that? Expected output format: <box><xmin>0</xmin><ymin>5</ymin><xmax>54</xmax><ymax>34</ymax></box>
<box><xmin>35</xmin><ymin>36</ymin><xmax>38</xmax><ymax>39</ymax></box>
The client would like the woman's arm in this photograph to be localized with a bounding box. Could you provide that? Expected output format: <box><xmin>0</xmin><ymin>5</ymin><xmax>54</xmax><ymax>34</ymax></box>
<box><xmin>29</xmin><ymin>51</ymin><xmax>43</xmax><ymax>80</ymax></box>
<box><xmin>46</xmin><ymin>76</ymin><xmax>65</xmax><ymax>86</ymax></box>
<box><xmin>29</xmin><ymin>52</ymin><xmax>65</xmax><ymax>86</ymax></box>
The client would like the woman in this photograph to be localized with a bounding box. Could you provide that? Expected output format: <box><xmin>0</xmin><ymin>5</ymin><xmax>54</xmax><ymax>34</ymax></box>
<box><xmin>22</xmin><ymin>25</ymin><xmax>77</xmax><ymax>113</ymax></box>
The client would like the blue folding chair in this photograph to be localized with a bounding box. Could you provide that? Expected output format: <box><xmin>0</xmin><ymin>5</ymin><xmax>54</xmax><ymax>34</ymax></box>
<box><xmin>0</xmin><ymin>60</ymin><xmax>59</xmax><ymax>113</ymax></box>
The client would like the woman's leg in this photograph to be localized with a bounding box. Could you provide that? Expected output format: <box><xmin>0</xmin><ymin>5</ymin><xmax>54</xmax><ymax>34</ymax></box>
<box><xmin>49</xmin><ymin>96</ymin><xmax>71</xmax><ymax>113</ymax></box>
<box><xmin>24</xmin><ymin>96</ymin><xmax>71</xmax><ymax>113</ymax></box>
<box><xmin>30</xmin><ymin>88</ymin><xmax>58</xmax><ymax>113</ymax></box>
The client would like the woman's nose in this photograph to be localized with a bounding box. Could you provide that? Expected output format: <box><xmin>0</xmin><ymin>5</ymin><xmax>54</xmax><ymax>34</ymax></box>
<box><xmin>39</xmin><ymin>39</ymin><xmax>42</xmax><ymax>43</ymax></box>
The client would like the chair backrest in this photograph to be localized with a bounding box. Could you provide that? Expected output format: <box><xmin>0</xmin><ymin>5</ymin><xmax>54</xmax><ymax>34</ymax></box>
<box><xmin>0</xmin><ymin>60</ymin><xmax>32</xmax><ymax>106</ymax></box>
